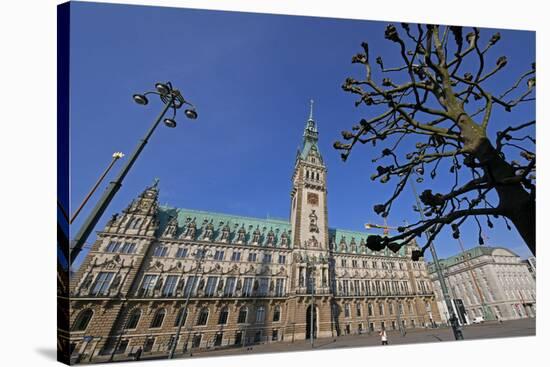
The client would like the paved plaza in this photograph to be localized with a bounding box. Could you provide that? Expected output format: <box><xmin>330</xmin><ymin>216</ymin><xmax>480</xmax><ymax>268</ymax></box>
<box><xmin>106</xmin><ymin>318</ymin><xmax>535</xmax><ymax>363</ymax></box>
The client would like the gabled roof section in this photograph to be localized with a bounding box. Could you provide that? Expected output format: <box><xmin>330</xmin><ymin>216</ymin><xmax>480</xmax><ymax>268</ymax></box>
<box><xmin>157</xmin><ymin>206</ymin><xmax>292</xmax><ymax>248</ymax></box>
<box><xmin>329</xmin><ymin>228</ymin><xmax>407</xmax><ymax>257</ymax></box>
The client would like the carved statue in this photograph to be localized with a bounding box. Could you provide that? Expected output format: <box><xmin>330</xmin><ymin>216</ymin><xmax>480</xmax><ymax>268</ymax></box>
<box><xmin>197</xmin><ymin>278</ymin><xmax>205</xmax><ymax>290</ymax></box>
<box><xmin>307</xmin><ymin>235</ymin><xmax>319</xmax><ymax>247</ymax></box>
<box><xmin>309</xmin><ymin>210</ymin><xmax>319</xmax><ymax>233</ymax></box>
<box><xmin>80</xmin><ymin>273</ymin><xmax>93</xmax><ymax>291</ymax></box>
<box><xmin>110</xmin><ymin>274</ymin><xmax>121</xmax><ymax>290</ymax></box>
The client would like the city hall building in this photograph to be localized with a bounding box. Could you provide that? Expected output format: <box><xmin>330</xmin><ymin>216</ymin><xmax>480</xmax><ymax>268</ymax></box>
<box><xmin>69</xmin><ymin>108</ymin><xmax>441</xmax><ymax>362</ymax></box>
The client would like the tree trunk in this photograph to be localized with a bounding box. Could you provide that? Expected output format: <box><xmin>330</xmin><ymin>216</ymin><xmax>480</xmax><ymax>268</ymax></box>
<box><xmin>474</xmin><ymin>138</ymin><xmax>536</xmax><ymax>255</ymax></box>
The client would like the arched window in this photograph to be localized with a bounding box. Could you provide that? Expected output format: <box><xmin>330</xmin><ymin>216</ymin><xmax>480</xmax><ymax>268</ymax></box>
<box><xmin>256</xmin><ymin>306</ymin><xmax>265</xmax><ymax>323</ymax></box>
<box><xmin>306</xmin><ymin>170</ymin><xmax>310</xmax><ymax>179</ymax></box>
<box><xmin>174</xmin><ymin>308</ymin><xmax>187</xmax><ymax>327</ymax></box>
<box><xmin>72</xmin><ymin>309</ymin><xmax>93</xmax><ymax>331</ymax></box>
<box><xmin>126</xmin><ymin>309</ymin><xmax>141</xmax><ymax>329</ymax></box>
<box><xmin>218</xmin><ymin>306</ymin><xmax>229</xmax><ymax>325</ymax></box>
<box><xmin>316</xmin><ymin>172</ymin><xmax>319</xmax><ymax>180</ymax></box>
<box><xmin>273</xmin><ymin>305</ymin><xmax>281</xmax><ymax>322</ymax></box>
<box><xmin>237</xmin><ymin>306</ymin><xmax>248</xmax><ymax>324</ymax></box>
<box><xmin>150</xmin><ymin>308</ymin><xmax>166</xmax><ymax>328</ymax></box>
<box><xmin>196</xmin><ymin>307</ymin><xmax>209</xmax><ymax>326</ymax></box>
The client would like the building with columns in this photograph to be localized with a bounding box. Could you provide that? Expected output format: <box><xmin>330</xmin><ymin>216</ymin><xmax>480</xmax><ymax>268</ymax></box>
<box><xmin>69</xmin><ymin>104</ymin><xmax>441</xmax><ymax>362</ymax></box>
<box><xmin>428</xmin><ymin>246</ymin><xmax>536</xmax><ymax>325</ymax></box>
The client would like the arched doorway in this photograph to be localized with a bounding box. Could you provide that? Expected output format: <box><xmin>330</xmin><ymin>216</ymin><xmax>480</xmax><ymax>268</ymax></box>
<box><xmin>306</xmin><ymin>305</ymin><xmax>318</xmax><ymax>339</ymax></box>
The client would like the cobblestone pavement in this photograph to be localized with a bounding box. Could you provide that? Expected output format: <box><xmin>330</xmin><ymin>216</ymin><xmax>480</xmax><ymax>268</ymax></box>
<box><xmin>159</xmin><ymin>318</ymin><xmax>535</xmax><ymax>361</ymax></box>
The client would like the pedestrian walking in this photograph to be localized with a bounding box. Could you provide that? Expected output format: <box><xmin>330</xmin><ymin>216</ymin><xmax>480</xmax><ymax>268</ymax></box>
<box><xmin>134</xmin><ymin>347</ymin><xmax>142</xmax><ymax>361</ymax></box>
<box><xmin>379</xmin><ymin>328</ymin><xmax>388</xmax><ymax>345</ymax></box>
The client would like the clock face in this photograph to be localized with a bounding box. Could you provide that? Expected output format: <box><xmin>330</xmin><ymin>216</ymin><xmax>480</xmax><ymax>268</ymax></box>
<box><xmin>307</xmin><ymin>192</ymin><xmax>319</xmax><ymax>206</ymax></box>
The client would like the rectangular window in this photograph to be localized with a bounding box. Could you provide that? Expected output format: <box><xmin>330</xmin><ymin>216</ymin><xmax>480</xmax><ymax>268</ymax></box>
<box><xmin>192</xmin><ymin>334</ymin><xmax>202</xmax><ymax>348</ymax></box>
<box><xmin>214</xmin><ymin>250</ymin><xmax>225</xmax><ymax>261</ymax></box>
<box><xmin>352</xmin><ymin>260</ymin><xmax>358</xmax><ymax>267</ymax></box>
<box><xmin>162</xmin><ymin>275</ymin><xmax>179</xmax><ymax>297</ymax></box>
<box><xmin>272</xmin><ymin>329</ymin><xmax>279</xmax><ymax>341</ymax></box>
<box><xmin>356</xmin><ymin>303</ymin><xmax>362</xmax><ymax>317</ymax></box>
<box><xmin>120</xmin><ymin>242</ymin><xmax>136</xmax><ymax>254</ymax></box>
<box><xmin>140</xmin><ymin>274</ymin><xmax>158</xmax><ymax>296</ymax></box>
<box><xmin>248</xmin><ymin>253</ymin><xmax>257</xmax><ymax>262</ymax></box>
<box><xmin>278</xmin><ymin>255</ymin><xmax>286</xmax><ymax>264</ymax></box>
<box><xmin>176</xmin><ymin>247</ymin><xmax>188</xmax><ymax>258</ymax></box>
<box><xmin>341</xmin><ymin>259</ymin><xmax>347</xmax><ymax>267</ymax></box>
<box><xmin>205</xmin><ymin>276</ymin><xmax>219</xmax><ymax>296</ymax></box>
<box><xmin>183</xmin><ymin>276</ymin><xmax>197</xmax><ymax>297</ymax></box>
<box><xmin>231</xmin><ymin>251</ymin><xmax>241</xmax><ymax>261</ymax></box>
<box><xmin>115</xmin><ymin>340</ymin><xmax>128</xmax><ymax>354</ymax></box>
<box><xmin>258</xmin><ymin>278</ymin><xmax>269</xmax><ymax>296</ymax></box>
<box><xmin>243</xmin><ymin>278</ymin><xmax>253</xmax><ymax>296</ymax></box>
<box><xmin>343</xmin><ymin>280</ymin><xmax>349</xmax><ymax>296</ymax></box>
<box><xmin>143</xmin><ymin>337</ymin><xmax>155</xmax><ymax>352</ymax></box>
<box><xmin>106</xmin><ymin>241</ymin><xmax>121</xmax><ymax>253</ymax></box>
<box><xmin>344</xmin><ymin>304</ymin><xmax>351</xmax><ymax>318</ymax></box>
<box><xmin>153</xmin><ymin>246</ymin><xmax>168</xmax><ymax>257</ymax></box>
<box><xmin>224</xmin><ymin>277</ymin><xmax>236</xmax><ymax>297</ymax></box>
<box><xmin>91</xmin><ymin>272</ymin><xmax>114</xmax><ymax>295</ymax></box>
<box><xmin>363</xmin><ymin>260</ymin><xmax>368</xmax><ymax>268</ymax></box>
<box><xmin>256</xmin><ymin>307</ymin><xmax>265</xmax><ymax>323</ymax></box>
<box><xmin>262</xmin><ymin>254</ymin><xmax>272</xmax><ymax>263</ymax></box>
<box><xmin>354</xmin><ymin>280</ymin><xmax>361</xmax><ymax>296</ymax></box>
<box><xmin>275</xmin><ymin>279</ymin><xmax>285</xmax><ymax>297</ymax></box>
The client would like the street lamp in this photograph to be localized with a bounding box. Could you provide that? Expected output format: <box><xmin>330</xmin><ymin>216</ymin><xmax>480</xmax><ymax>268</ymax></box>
<box><xmin>70</xmin><ymin>152</ymin><xmax>124</xmax><ymax>224</ymax></box>
<box><xmin>70</xmin><ymin>82</ymin><xmax>198</xmax><ymax>265</ymax></box>
<box><xmin>409</xmin><ymin>178</ymin><xmax>464</xmax><ymax>340</ymax></box>
<box><xmin>169</xmin><ymin>247</ymin><xmax>210</xmax><ymax>359</ymax></box>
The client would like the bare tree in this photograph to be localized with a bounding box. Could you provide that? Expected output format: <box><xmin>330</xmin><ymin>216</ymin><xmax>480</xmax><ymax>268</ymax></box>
<box><xmin>334</xmin><ymin>24</ymin><xmax>535</xmax><ymax>259</ymax></box>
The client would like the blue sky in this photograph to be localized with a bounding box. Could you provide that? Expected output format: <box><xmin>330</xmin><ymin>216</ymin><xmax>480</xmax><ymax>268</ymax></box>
<box><xmin>69</xmin><ymin>1</ymin><xmax>535</xmax><ymax>268</ymax></box>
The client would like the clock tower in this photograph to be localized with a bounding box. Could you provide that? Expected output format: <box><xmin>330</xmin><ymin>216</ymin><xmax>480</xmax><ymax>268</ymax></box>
<box><xmin>290</xmin><ymin>100</ymin><xmax>329</xmax><ymax>253</ymax></box>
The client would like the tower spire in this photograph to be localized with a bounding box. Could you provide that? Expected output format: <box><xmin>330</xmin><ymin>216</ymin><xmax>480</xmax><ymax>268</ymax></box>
<box><xmin>309</xmin><ymin>99</ymin><xmax>314</xmax><ymax>121</ymax></box>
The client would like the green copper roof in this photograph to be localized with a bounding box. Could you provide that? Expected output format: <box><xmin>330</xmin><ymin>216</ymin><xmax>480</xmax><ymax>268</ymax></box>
<box><xmin>157</xmin><ymin>205</ymin><xmax>407</xmax><ymax>257</ymax></box>
<box><xmin>299</xmin><ymin>100</ymin><xmax>323</xmax><ymax>162</ymax></box>
<box><xmin>158</xmin><ymin>206</ymin><xmax>293</xmax><ymax>248</ymax></box>
<box><xmin>329</xmin><ymin>228</ymin><xmax>407</xmax><ymax>257</ymax></box>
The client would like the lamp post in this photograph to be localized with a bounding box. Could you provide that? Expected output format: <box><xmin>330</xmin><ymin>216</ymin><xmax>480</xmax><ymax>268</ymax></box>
<box><xmin>70</xmin><ymin>152</ymin><xmax>124</xmax><ymax>224</ymax></box>
<box><xmin>70</xmin><ymin>82</ymin><xmax>198</xmax><ymax>265</ymax></box>
<box><xmin>169</xmin><ymin>247</ymin><xmax>209</xmax><ymax>359</ymax></box>
<box><xmin>409</xmin><ymin>179</ymin><xmax>464</xmax><ymax>340</ymax></box>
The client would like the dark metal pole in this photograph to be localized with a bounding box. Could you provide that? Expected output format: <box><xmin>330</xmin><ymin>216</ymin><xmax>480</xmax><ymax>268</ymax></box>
<box><xmin>410</xmin><ymin>180</ymin><xmax>464</xmax><ymax>340</ymax></box>
<box><xmin>70</xmin><ymin>152</ymin><xmax>123</xmax><ymax>224</ymax></box>
<box><xmin>70</xmin><ymin>96</ymin><xmax>174</xmax><ymax>265</ymax></box>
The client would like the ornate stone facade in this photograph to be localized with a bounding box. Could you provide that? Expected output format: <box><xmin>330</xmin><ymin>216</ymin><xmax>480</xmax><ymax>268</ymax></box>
<box><xmin>68</xmin><ymin>107</ymin><xmax>441</xmax><ymax>362</ymax></box>
<box><xmin>428</xmin><ymin>247</ymin><xmax>536</xmax><ymax>324</ymax></box>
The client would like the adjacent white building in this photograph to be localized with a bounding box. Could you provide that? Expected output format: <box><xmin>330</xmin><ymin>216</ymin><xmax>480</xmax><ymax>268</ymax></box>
<box><xmin>428</xmin><ymin>246</ymin><xmax>536</xmax><ymax>324</ymax></box>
